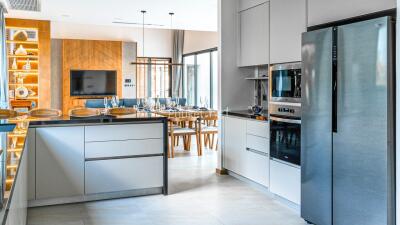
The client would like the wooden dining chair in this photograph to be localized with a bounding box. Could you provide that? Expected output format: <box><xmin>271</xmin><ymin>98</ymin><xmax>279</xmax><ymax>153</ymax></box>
<box><xmin>28</xmin><ymin>108</ymin><xmax>62</xmax><ymax>118</ymax></box>
<box><xmin>199</xmin><ymin>112</ymin><xmax>218</xmax><ymax>150</ymax></box>
<box><xmin>168</xmin><ymin>116</ymin><xmax>201</xmax><ymax>158</ymax></box>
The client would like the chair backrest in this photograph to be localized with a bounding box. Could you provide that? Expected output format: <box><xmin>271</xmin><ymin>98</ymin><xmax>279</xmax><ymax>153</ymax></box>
<box><xmin>29</xmin><ymin>108</ymin><xmax>62</xmax><ymax>118</ymax></box>
<box><xmin>0</xmin><ymin>109</ymin><xmax>18</xmax><ymax>119</ymax></box>
<box><xmin>169</xmin><ymin>116</ymin><xmax>198</xmax><ymax>123</ymax></box>
<box><xmin>69</xmin><ymin>108</ymin><xmax>101</xmax><ymax>117</ymax></box>
<box><xmin>108</xmin><ymin>107</ymin><xmax>137</xmax><ymax>115</ymax></box>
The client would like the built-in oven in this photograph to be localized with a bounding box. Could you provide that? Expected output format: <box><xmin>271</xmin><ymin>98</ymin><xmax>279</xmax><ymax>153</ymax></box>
<box><xmin>270</xmin><ymin>62</ymin><xmax>301</xmax><ymax>103</ymax></box>
<box><xmin>269</xmin><ymin>103</ymin><xmax>301</xmax><ymax>166</ymax></box>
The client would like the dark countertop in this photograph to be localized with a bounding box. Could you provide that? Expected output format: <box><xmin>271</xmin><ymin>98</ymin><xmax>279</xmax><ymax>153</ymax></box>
<box><xmin>222</xmin><ymin>110</ymin><xmax>268</xmax><ymax>121</ymax></box>
<box><xmin>0</xmin><ymin>112</ymin><xmax>167</xmax><ymax>128</ymax></box>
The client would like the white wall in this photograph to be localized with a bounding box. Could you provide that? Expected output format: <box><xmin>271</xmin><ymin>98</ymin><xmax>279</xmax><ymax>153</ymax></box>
<box><xmin>51</xmin><ymin>21</ymin><xmax>173</xmax><ymax>58</ymax></box>
<box><xmin>183</xmin><ymin>30</ymin><xmax>218</xmax><ymax>54</ymax></box>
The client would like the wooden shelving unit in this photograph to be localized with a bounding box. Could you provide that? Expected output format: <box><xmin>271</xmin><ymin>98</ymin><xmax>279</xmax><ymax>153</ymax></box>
<box><xmin>6</xmin><ymin>26</ymin><xmax>40</xmax><ymax>110</ymax></box>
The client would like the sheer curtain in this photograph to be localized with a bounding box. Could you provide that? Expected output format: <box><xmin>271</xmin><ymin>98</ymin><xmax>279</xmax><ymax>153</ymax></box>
<box><xmin>0</xmin><ymin>6</ymin><xmax>7</xmax><ymax>109</ymax></box>
<box><xmin>172</xmin><ymin>30</ymin><xmax>184</xmax><ymax>97</ymax></box>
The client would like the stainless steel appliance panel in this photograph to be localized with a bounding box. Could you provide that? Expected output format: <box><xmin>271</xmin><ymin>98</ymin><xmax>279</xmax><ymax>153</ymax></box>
<box><xmin>333</xmin><ymin>17</ymin><xmax>394</xmax><ymax>225</ymax></box>
<box><xmin>300</xmin><ymin>27</ymin><xmax>333</xmax><ymax>225</ymax></box>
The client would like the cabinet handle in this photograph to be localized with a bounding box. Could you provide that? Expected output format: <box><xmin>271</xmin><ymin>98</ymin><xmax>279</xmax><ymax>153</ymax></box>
<box><xmin>246</xmin><ymin>147</ymin><xmax>268</xmax><ymax>156</ymax></box>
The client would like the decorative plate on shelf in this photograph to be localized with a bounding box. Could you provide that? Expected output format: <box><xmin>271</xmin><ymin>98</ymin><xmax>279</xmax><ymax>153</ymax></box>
<box><xmin>15</xmin><ymin>86</ymin><xmax>29</xmax><ymax>98</ymax></box>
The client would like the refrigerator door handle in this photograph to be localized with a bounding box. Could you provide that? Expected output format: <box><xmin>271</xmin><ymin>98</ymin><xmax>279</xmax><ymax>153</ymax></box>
<box><xmin>332</xmin><ymin>26</ymin><xmax>338</xmax><ymax>133</ymax></box>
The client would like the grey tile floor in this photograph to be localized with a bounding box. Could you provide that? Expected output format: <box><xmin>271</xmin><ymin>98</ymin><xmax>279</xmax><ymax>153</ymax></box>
<box><xmin>28</xmin><ymin>146</ymin><xmax>308</xmax><ymax>225</ymax></box>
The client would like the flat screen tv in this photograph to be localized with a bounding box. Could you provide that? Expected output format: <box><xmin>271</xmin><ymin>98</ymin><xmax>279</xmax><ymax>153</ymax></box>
<box><xmin>70</xmin><ymin>70</ymin><xmax>117</xmax><ymax>96</ymax></box>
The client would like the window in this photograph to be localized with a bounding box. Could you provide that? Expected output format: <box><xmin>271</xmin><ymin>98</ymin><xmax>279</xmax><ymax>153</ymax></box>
<box><xmin>182</xmin><ymin>48</ymin><xmax>218</xmax><ymax>109</ymax></box>
<box><xmin>136</xmin><ymin>57</ymin><xmax>172</xmax><ymax>98</ymax></box>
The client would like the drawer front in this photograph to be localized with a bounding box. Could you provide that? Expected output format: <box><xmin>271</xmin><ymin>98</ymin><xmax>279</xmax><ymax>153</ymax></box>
<box><xmin>85</xmin><ymin>139</ymin><xmax>163</xmax><ymax>159</ymax></box>
<box><xmin>246</xmin><ymin>120</ymin><xmax>269</xmax><ymax>138</ymax></box>
<box><xmin>85</xmin><ymin>123</ymin><xmax>163</xmax><ymax>142</ymax></box>
<box><xmin>85</xmin><ymin>156</ymin><xmax>164</xmax><ymax>195</ymax></box>
<box><xmin>246</xmin><ymin>134</ymin><xmax>269</xmax><ymax>154</ymax></box>
<box><xmin>244</xmin><ymin>149</ymin><xmax>269</xmax><ymax>187</ymax></box>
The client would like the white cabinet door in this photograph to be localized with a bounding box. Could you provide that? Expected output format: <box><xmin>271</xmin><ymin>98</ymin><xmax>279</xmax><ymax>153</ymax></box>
<box><xmin>27</xmin><ymin>128</ymin><xmax>35</xmax><ymax>201</ymax></box>
<box><xmin>36</xmin><ymin>126</ymin><xmax>84</xmax><ymax>199</ymax></box>
<box><xmin>238</xmin><ymin>2</ymin><xmax>269</xmax><ymax>67</ymax></box>
<box><xmin>5</xmin><ymin>139</ymin><xmax>28</xmax><ymax>225</ymax></box>
<box><xmin>223</xmin><ymin>116</ymin><xmax>246</xmax><ymax>174</ymax></box>
<box><xmin>270</xmin><ymin>160</ymin><xmax>300</xmax><ymax>204</ymax></box>
<box><xmin>270</xmin><ymin>0</ymin><xmax>306</xmax><ymax>64</ymax></box>
<box><xmin>238</xmin><ymin>0</ymin><xmax>267</xmax><ymax>11</ymax></box>
<box><xmin>308</xmin><ymin>0</ymin><xmax>395</xmax><ymax>27</ymax></box>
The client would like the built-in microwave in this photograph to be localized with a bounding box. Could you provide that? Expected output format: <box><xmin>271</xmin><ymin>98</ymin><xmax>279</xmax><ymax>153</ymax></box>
<box><xmin>270</xmin><ymin>62</ymin><xmax>301</xmax><ymax>103</ymax></box>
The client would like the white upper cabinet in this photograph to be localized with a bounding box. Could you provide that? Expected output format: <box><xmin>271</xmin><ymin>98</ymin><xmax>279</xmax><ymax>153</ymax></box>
<box><xmin>238</xmin><ymin>0</ymin><xmax>267</xmax><ymax>12</ymax></box>
<box><xmin>270</xmin><ymin>0</ymin><xmax>306</xmax><ymax>64</ymax></box>
<box><xmin>238</xmin><ymin>1</ymin><xmax>269</xmax><ymax>67</ymax></box>
<box><xmin>308</xmin><ymin>0</ymin><xmax>396</xmax><ymax>27</ymax></box>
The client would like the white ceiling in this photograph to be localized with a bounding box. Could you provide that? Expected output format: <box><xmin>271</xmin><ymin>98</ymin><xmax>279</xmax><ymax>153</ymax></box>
<box><xmin>3</xmin><ymin>0</ymin><xmax>218</xmax><ymax>31</ymax></box>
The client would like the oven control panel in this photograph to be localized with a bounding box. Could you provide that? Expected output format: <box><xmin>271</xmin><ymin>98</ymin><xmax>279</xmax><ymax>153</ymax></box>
<box><xmin>269</xmin><ymin>103</ymin><xmax>301</xmax><ymax>118</ymax></box>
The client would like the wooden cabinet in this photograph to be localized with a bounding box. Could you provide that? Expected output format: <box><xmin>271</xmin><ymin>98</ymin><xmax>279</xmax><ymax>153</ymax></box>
<box><xmin>223</xmin><ymin>116</ymin><xmax>247</xmax><ymax>175</ymax></box>
<box><xmin>238</xmin><ymin>0</ymin><xmax>267</xmax><ymax>11</ymax></box>
<box><xmin>35</xmin><ymin>126</ymin><xmax>84</xmax><ymax>199</ymax></box>
<box><xmin>270</xmin><ymin>0</ymin><xmax>306</xmax><ymax>64</ymax></box>
<box><xmin>307</xmin><ymin>0</ymin><xmax>395</xmax><ymax>27</ymax></box>
<box><xmin>223</xmin><ymin>116</ymin><xmax>269</xmax><ymax>187</ymax></box>
<box><xmin>238</xmin><ymin>2</ymin><xmax>269</xmax><ymax>67</ymax></box>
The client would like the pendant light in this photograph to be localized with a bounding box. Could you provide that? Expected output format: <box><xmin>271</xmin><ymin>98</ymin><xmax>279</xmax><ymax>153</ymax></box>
<box><xmin>131</xmin><ymin>11</ymin><xmax>182</xmax><ymax>66</ymax></box>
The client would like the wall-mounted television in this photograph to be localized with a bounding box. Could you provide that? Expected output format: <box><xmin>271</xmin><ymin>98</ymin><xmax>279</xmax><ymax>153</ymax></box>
<box><xmin>70</xmin><ymin>70</ymin><xmax>117</xmax><ymax>96</ymax></box>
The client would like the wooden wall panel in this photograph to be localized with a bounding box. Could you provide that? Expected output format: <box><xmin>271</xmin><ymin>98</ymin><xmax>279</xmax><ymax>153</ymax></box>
<box><xmin>5</xmin><ymin>18</ymin><xmax>51</xmax><ymax>109</ymax></box>
<box><xmin>62</xmin><ymin>39</ymin><xmax>122</xmax><ymax>114</ymax></box>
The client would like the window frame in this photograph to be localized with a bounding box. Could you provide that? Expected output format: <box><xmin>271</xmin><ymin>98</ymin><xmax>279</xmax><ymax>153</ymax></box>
<box><xmin>136</xmin><ymin>57</ymin><xmax>173</xmax><ymax>98</ymax></box>
<box><xmin>182</xmin><ymin>47</ymin><xmax>218</xmax><ymax>108</ymax></box>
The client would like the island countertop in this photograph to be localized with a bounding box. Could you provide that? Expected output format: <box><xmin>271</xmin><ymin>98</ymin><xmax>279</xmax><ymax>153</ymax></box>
<box><xmin>0</xmin><ymin>112</ymin><xmax>167</xmax><ymax>129</ymax></box>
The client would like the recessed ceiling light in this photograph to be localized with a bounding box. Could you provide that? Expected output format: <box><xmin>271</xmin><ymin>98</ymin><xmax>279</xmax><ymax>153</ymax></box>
<box><xmin>61</xmin><ymin>14</ymin><xmax>70</xmax><ymax>18</ymax></box>
<box><xmin>114</xmin><ymin>17</ymin><xmax>123</xmax><ymax>21</ymax></box>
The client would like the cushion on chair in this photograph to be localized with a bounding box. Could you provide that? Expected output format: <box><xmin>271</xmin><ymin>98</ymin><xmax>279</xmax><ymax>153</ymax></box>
<box><xmin>85</xmin><ymin>100</ymin><xmax>108</xmax><ymax>108</ymax></box>
<box><xmin>122</xmin><ymin>99</ymin><xmax>138</xmax><ymax>107</ymax></box>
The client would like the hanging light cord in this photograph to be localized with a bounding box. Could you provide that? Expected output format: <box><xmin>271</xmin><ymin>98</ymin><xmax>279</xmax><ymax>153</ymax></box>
<box><xmin>141</xmin><ymin>10</ymin><xmax>146</xmax><ymax>57</ymax></box>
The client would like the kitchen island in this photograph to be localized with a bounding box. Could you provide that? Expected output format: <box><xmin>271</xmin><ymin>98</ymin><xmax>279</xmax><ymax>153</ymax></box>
<box><xmin>0</xmin><ymin>112</ymin><xmax>168</xmax><ymax>224</ymax></box>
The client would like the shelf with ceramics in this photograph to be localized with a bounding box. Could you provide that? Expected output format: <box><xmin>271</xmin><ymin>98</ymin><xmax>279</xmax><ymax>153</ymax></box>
<box><xmin>6</xmin><ymin>27</ymin><xmax>40</xmax><ymax>110</ymax></box>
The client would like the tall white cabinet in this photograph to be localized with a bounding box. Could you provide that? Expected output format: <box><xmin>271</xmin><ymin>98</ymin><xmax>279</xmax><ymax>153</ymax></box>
<box><xmin>269</xmin><ymin>0</ymin><xmax>307</xmax><ymax>63</ymax></box>
<box><xmin>35</xmin><ymin>126</ymin><xmax>85</xmax><ymax>199</ymax></box>
<box><xmin>237</xmin><ymin>1</ymin><xmax>269</xmax><ymax>67</ymax></box>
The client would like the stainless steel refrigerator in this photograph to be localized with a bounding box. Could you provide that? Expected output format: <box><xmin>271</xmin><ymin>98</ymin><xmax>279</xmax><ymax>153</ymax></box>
<box><xmin>301</xmin><ymin>16</ymin><xmax>395</xmax><ymax>225</ymax></box>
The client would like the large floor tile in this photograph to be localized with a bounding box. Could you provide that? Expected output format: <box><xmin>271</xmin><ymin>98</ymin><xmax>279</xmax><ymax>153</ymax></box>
<box><xmin>28</xmin><ymin>146</ymin><xmax>306</xmax><ymax>225</ymax></box>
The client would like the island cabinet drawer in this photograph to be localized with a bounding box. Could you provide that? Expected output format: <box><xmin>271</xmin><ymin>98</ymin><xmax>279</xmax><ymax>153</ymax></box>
<box><xmin>85</xmin><ymin>156</ymin><xmax>164</xmax><ymax>195</ymax></box>
<box><xmin>246</xmin><ymin>120</ymin><xmax>269</xmax><ymax>139</ymax></box>
<box><xmin>246</xmin><ymin>134</ymin><xmax>269</xmax><ymax>154</ymax></box>
<box><xmin>85</xmin><ymin>123</ymin><xmax>163</xmax><ymax>142</ymax></box>
<box><xmin>85</xmin><ymin>139</ymin><xmax>163</xmax><ymax>159</ymax></box>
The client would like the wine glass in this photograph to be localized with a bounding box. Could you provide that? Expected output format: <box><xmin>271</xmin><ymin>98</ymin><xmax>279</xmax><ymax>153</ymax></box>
<box><xmin>136</xmin><ymin>99</ymin><xmax>141</xmax><ymax>110</ymax></box>
<box><xmin>103</xmin><ymin>97</ymin><xmax>108</xmax><ymax>109</ymax></box>
<box><xmin>200</xmin><ymin>96</ymin><xmax>205</xmax><ymax>108</ymax></box>
<box><xmin>166</xmin><ymin>98</ymin><xmax>171</xmax><ymax>108</ymax></box>
<box><xmin>115</xmin><ymin>96</ymin><xmax>120</xmax><ymax>107</ymax></box>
